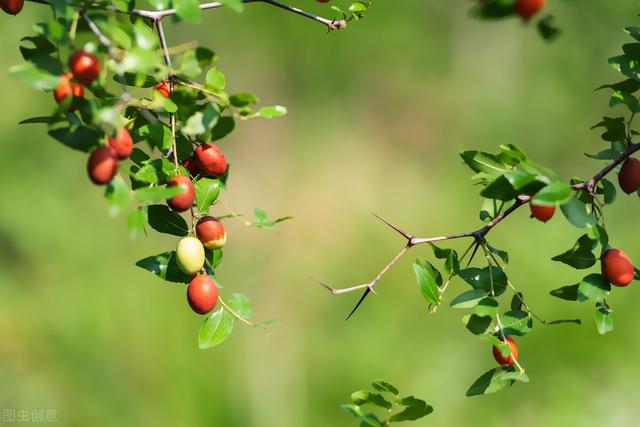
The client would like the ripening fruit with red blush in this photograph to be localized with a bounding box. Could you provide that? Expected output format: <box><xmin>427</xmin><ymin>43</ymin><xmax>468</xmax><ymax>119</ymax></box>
<box><xmin>530</xmin><ymin>203</ymin><xmax>555</xmax><ymax>222</ymax></box>
<box><xmin>167</xmin><ymin>175</ymin><xmax>195</xmax><ymax>212</ymax></box>
<box><xmin>187</xmin><ymin>274</ymin><xmax>219</xmax><ymax>315</ymax></box>
<box><xmin>155</xmin><ymin>81</ymin><xmax>171</xmax><ymax>98</ymax></box>
<box><xmin>183</xmin><ymin>157</ymin><xmax>201</xmax><ymax>177</ymax></box>
<box><xmin>107</xmin><ymin>128</ymin><xmax>133</xmax><ymax>160</ymax></box>
<box><xmin>194</xmin><ymin>143</ymin><xmax>227</xmax><ymax>177</ymax></box>
<box><xmin>196</xmin><ymin>216</ymin><xmax>227</xmax><ymax>249</ymax></box>
<box><xmin>87</xmin><ymin>146</ymin><xmax>118</xmax><ymax>185</ymax></box>
<box><xmin>316</xmin><ymin>0</ymin><xmax>330</xmax><ymax>3</ymax></box>
<box><xmin>69</xmin><ymin>50</ymin><xmax>100</xmax><ymax>86</ymax></box>
<box><xmin>1</xmin><ymin>0</ymin><xmax>24</xmax><ymax>15</ymax></box>
<box><xmin>53</xmin><ymin>73</ymin><xmax>84</xmax><ymax>112</ymax></box>
<box><xmin>601</xmin><ymin>249</ymin><xmax>634</xmax><ymax>287</ymax></box>
<box><xmin>515</xmin><ymin>0</ymin><xmax>544</xmax><ymax>20</ymax></box>
<box><xmin>492</xmin><ymin>336</ymin><xmax>519</xmax><ymax>366</ymax></box>
<box><xmin>618</xmin><ymin>157</ymin><xmax>640</xmax><ymax>194</ymax></box>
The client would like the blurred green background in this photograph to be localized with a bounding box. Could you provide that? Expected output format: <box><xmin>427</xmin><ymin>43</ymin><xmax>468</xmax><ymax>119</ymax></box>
<box><xmin>2</xmin><ymin>1</ymin><xmax>640</xmax><ymax>426</ymax></box>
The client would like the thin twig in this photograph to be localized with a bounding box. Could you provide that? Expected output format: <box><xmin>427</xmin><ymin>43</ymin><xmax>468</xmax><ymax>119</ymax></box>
<box><xmin>318</xmin><ymin>142</ymin><xmax>640</xmax><ymax>318</ymax></box>
<box><xmin>27</xmin><ymin>0</ymin><xmax>345</xmax><ymax>31</ymax></box>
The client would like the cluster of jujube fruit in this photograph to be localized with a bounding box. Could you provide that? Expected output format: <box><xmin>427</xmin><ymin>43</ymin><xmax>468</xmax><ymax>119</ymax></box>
<box><xmin>50</xmin><ymin>50</ymin><xmax>134</xmax><ymax>185</ymax></box>
<box><xmin>52</xmin><ymin>47</ymin><xmax>232</xmax><ymax>316</ymax></box>
<box><xmin>170</xmin><ymin>144</ymin><xmax>228</xmax><ymax>315</ymax></box>
<box><xmin>499</xmin><ymin>156</ymin><xmax>640</xmax><ymax>367</ymax></box>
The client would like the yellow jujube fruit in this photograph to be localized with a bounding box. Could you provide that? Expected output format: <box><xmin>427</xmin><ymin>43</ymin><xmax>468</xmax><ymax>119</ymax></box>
<box><xmin>176</xmin><ymin>237</ymin><xmax>205</xmax><ymax>275</ymax></box>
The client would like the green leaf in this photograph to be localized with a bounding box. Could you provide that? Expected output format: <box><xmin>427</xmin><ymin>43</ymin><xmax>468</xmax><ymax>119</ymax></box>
<box><xmin>532</xmin><ymin>182</ymin><xmax>573</xmax><ymax>205</ymax></box>
<box><xmin>350</xmin><ymin>391</ymin><xmax>392</xmax><ymax>409</ymax></box>
<box><xmin>560</xmin><ymin>197</ymin><xmax>597</xmax><ymax>228</ymax></box>
<box><xmin>219</xmin><ymin>0</ymin><xmax>244</xmax><ymax>12</ymax></box>
<box><xmin>480</xmin><ymin>175</ymin><xmax>517</xmax><ymax>201</ymax></box>
<box><xmin>340</xmin><ymin>404</ymin><xmax>364</xmax><ymax>419</ymax></box>
<box><xmin>131</xmin><ymin>159</ymin><xmax>175</xmax><ymax>185</ymax></box>
<box><xmin>547</xmin><ymin>318</ymin><xmax>582</xmax><ymax>326</ymax></box>
<box><xmin>19</xmin><ymin>115</ymin><xmax>66</xmax><ymax>125</ymax></box>
<box><xmin>48</xmin><ymin>125</ymin><xmax>102</xmax><ymax>152</ymax></box>
<box><xmin>199</xmin><ymin>308</ymin><xmax>234</xmax><ymax>349</ymax></box>
<box><xmin>250</xmin><ymin>208</ymin><xmax>293</xmax><ymax>229</ymax></box>
<box><xmin>127</xmin><ymin>207</ymin><xmax>147</xmax><ymax>240</ymax></box>
<box><xmin>592</xmin><ymin>117</ymin><xmax>626</xmax><ymax>142</ymax></box>
<box><xmin>476</xmin><ymin>297</ymin><xmax>499</xmax><ymax>317</ymax></box>
<box><xmin>258</xmin><ymin>106</ymin><xmax>287</xmax><ymax>118</ymax></box>
<box><xmin>230</xmin><ymin>92</ymin><xmax>259</xmax><ymax>107</ymax></box>
<box><xmin>595</xmin><ymin>302</ymin><xmax>614</xmax><ymax>334</ymax></box>
<box><xmin>500</xmin><ymin>310</ymin><xmax>533</xmax><ymax>336</ymax></box>
<box><xmin>122</xmin><ymin>47</ymin><xmax>162</xmax><ymax>74</ymax></box>
<box><xmin>204</xmin><ymin>248</ymin><xmax>223</xmax><ymax>274</ymax></box>
<box><xmin>210</xmin><ymin>116</ymin><xmax>236</xmax><ymax>140</ymax></box>
<box><xmin>205</xmin><ymin>67</ymin><xmax>226</xmax><ymax>92</ymax></box>
<box><xmin>599</xmin><ymin>178</ymin><xmax>617</xmax><ymax>205</ymax></box>
<box><xmin>389</xmin><ymin>396</ymin><xmax>433</xmax><ymax>422</ymax></box>
<box><xmin>470</xmin><ymin>1</ymin><xmax>515</xmax><ymax>19</ymax></box>
<box><xmin>135</xmin><ymin>251</ymin><xmax>193</xmax><ymax>283</ymax></box>
<box><xmin>413</xmin><ymin>258</ymin><xmax>442</xmax><ymax>305</ymax></box>
<box><xmin>551</xmin><ymin>234</ymin><xmax>597</xmax><ymax>269</ymax></box>
<box><xmin>195</xmin><ymin>177</ymin><xmax>221</xmax><ymax>214</ymax></box>
<box><xmin>174</xmin><ymin>0</ymin><xmax>201</xmax><ymax>22</ymax></box>
<box><xmin>487</xmin><ymin>244</ymin><xmax>509</xmax><ymax>265</ymax></box>
<box><xmin>578</xmin><ymin>274</ymin><xmax>611</xmax><ymax>302</ymax></box>
<box><xmin>429</xmin><ymin>243</ymin><xmax>459</xmax><ymax>274</ymax></box>
<box><xmin>549</xmin><ymin>284</ymin><xmax>579</xmax><ymax>301</ymax></box>
<box><xmin>537</xmin><ymin>15</ymin><xmax>561</xmax><ymax>42</ymax></box>
<box><xmin>463</xmin><ymin>314</ymin><xmax>492</xmax><ymax>335</ymax></box>
<box><xmin>227</xmin><ymin>293</ymin><xmax>253</xmax><ymax>319</ymax></box>
<box><xmin>479</xmin><ymin>198</ymin><xmax>500</xmax><ymax>222</ymax></box>
<box><xmin>450</xmin><ymin>289</ymin><xmax>487</xmax><ymax>309</ymax></box>
<box><xmin>458</xmin><ymin>266</ymin><xmax>508</xmax><ymax>296</ymax></box>
<box><xmin>459</xmin><ymin>151</ymin><xmax>509</xmax><ymax>175</ymax></box>
<box><xmin>371</xmin><ymin>380</ymin><xmax>398</xmax><ymax>395</ymax></box>
<box><xmin>10</xmin><ymin>62</ymin><xmax>61</xmax><ymax>90</ymax></box>
<box><xmin>134</xmin><ymin>185</ymin><xmax>184</xmax><ymax>203</ymax></box>
<box><xmin>587</xmin><ymin>223</ymin><xmax>609</xmax><ymax>248</ymax></box>
<box><xmin>104</xmin><ymin>175</ymin><xmax>131</xmax><ymax>217</ymax></box>
<box><xmin>466</xmin><ymin>367</ymin><xmax>529</xmax><ymax>397</ymax></box>
<box><xmin>510</xmin><ymin>293</ymin><xmax>523</xmax><ymax>311</ymax></box>
<box><xmin>147</xmin><ymin>205</ymin><xmax>189</xmax><ymax>236</ymax></box>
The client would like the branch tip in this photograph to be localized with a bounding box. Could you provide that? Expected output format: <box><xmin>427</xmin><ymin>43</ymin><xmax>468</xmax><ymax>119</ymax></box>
<box><xmin>371</xmin><ymin>213</ymin><xmax>412</xmax><ymax>240</ymax></box>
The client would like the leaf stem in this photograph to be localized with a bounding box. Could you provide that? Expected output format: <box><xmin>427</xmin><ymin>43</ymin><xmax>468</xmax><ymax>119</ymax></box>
<box><xmin>218</xmin><ymin>296</ymin><xmax>255</xmax><ymax>327</ymax></box>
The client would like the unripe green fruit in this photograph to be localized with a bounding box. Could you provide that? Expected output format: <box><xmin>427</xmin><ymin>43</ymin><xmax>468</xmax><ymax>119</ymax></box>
<box><xmin>176</xmin><ymin>237</ymin><xmax>205</xmax><ymax>275</ymax></box>
<box><xmin>196</xmin><ymin>216</ymin><xmax>227</xmax><ymax>249</ymax></box>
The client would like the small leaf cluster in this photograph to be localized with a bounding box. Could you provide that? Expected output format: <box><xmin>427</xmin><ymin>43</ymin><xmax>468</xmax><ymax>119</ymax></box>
<box><xmin>341</xmin><ymin>380</ymin><xmax>433</xmax><ymax>426</ymax></box>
